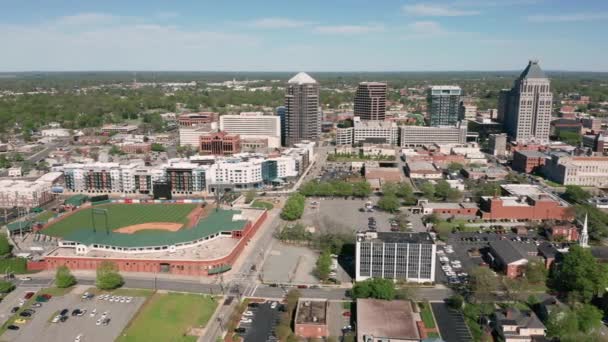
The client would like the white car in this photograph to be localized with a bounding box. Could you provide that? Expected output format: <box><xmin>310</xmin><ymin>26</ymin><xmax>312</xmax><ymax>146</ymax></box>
<box><xmin>126</xmin><ymin>297</ymin><xmax>132</xmax><ymax>304</ymax></box>
<box><xmin>240</xmin><ymin>318</ymin><xmax>252</xmax><ymax>324</ymax></box>
<box><xmin>243</xmin><ymin>311</ymin><xmax>254</xmax><ymax>317</ymax></box>
<box><xmin>90</xmin><ymin>309</ymin><xmax>97</xmax><ymax>317</ymax></box>
<box><xmin>52</xmin><ymin>315</ymin><xmax>62</xmax><ymax>323</ymax></box>
<box><xmin>19</xmin><ymin>277</ymin><xmax>32</xmax><ymax>281</ymax></box>
<box><xmin>75</xmin><ymin>334</ymin><xmax>83</xmax><ymax>342</ymax></box>
<box><xmin>270</xmin><ymin>302</ymin><xmax>278</xmax><ymax>309</ymax></box>
<box><xmin>120</xmin><ymin>298</ymin><xmax>126</xmax><ymax>303</ymax></box>
<box><xmin>96</xmin><ymin>318</ymin><xmax>102</xmax><ymax>326</ymax></box>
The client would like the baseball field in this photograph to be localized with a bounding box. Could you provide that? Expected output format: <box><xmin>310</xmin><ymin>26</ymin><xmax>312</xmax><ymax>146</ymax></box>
<box><xmin>42</xmin><ymin>203</ymin><xmax>198</xmax><ymax>238</ymax></box>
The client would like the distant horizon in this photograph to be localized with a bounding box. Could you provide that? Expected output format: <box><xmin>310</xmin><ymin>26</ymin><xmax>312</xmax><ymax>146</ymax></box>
<box><xmin>1</xmin><ymin>69</ymin><xmax>608</xmax><ymax>74</ymax></box>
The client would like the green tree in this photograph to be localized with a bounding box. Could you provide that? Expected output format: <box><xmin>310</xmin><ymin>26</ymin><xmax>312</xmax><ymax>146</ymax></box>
<box><xmin>558</xmin><ymin>130</ymin><xmax>582</xmax><ymax>146</ymax></box>
<box><xmin>96</xmin><ymin>261</ymin><xmax>124</xmax><ymax>290</ymax></box>
<box><xmin>563</xmin><ymin>185</ymin><xmax>591</xmax><ymax>204</ymax></box>
<box><xmin>447</xmin><ymin>294</ymin><xmax>464</xmax><ymax>309</ymax></box>
<box><xmin>550</xmin><ymin>245</ymin><xmax>608</xmax><ymax>302</ymax></box>
<box><xmin>0</xmin><ymin>234</ymin><xmax>12</xmax><ymax>255</ymax></box>
<box><xmin>0</xmin><ymin>155</ymin><xmax>11</xmax><ymax>169</ymax></box>
<box><xmin>277</xmin><ymin>223</ymin><xmax>312</xmax><ymax>241</ymax></box>
<box><xmin>11</xmin><ymin>153</ymin><xmax>24</xmax><ymax>162</ymax></box>
<box><xmin>381</xmin><ymin>182</ymin><xmax>398</xmax><ymax>196</ymax></box>
<box><xmin>352</xmin><ymin>181</ymin><xmax>372</xmax><ymax>198</ymax></box>
<box><xmin>0</xmin><ymin>280</ymin><xmax>15</xmax><ymax>293</ymax></box>
<box><xmin>151</xmin><ymin>143</ymin><xmax>165</xmax><ymax>152</ymax></box>
<box><xmin>446</xmin><ymin>188</ymin><xmax>463</xmax><ymax>202</ymax></box>
<box><xmin>577</xmin><ymin>303</ymin><xmax>603</xmax><ymax>333</ymax></box>
<box><xmin>420</xmin><ymin>182</ymin><xmax>435</xmax><ymax>200</ymax></box>
<box><xmin>244</xmin><ymin>189</ymin><xmax>256</xmax><ymax>204</ymax></box>
<box><xmin>470</xmin><ymin>266</ymin><xmax>499</xmax><ymax>302</ymax></box>
<box><xmin>280</xmin><ymin>193</ymin><xmax>306</xmax><ymax>221</ymax></box>
<box><xmin>55</xmin><ymin>265</ymin><xmax>77</xmax><ymax>288</ymax></box>
<box><xmin>546</xmin><ymin>308</ymin><xmax>579</xmax><ymax>341</ymax></box>
<box><xmin>377</xmin><ymin>194</ymin><xmax>400</xmax><ymax>213</ymax></box>
<box><xmin>447</xmin><ymin>162</ymin><xmax>464</xmax><ymax>173</ymax></box>
<box><xmin>333</xmin><ymin>181</ymin><xmax>353</xmax><ymax>197</ymax></box>
<box><xmin>396</xmin><ymin>182</ymin><xmax>417</xmax><ymax>205</ymax></box>
<box><xmin>524</xmin><ymin>260</ymin><xmax>548</xmax><ymax>284</ymax></box>
<box><xmin>434</xmin><ymin>180</ymin><xmax>452</xmax><ymax>201</ymax></box>
<box><xmin>352</xmin><ymin>278</ymin><xmax>395</xmax><ymax>300</ymax></box>
<box><xmin>314</xmin><ymin>249</ymin><xmax>332</xmax><ymax>281</ymax></box>
<box><xmin>109</xmin><ymin>145</ymin><xmax>124</xmax><ymax>156</ymax></box>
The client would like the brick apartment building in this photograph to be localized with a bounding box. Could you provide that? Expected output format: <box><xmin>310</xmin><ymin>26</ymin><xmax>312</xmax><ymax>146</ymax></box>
<box><xmin>199</xmin><ymin>132</ymin><xmax>241</xmax><ymax>155</ymax></box>
<box><xmin>512</xmin><ymin>150</ymin><xmax>547</xmax><ymax>174</ymax></box>
<box><xmin>178</xmin><ymin>112</ymin><xmax>218</xmax><ymax>127</ymax></box>
<box><xmin>294</xmin><ymin>300</ymin><xmax>329</xmax><ymax>339</ymax></box>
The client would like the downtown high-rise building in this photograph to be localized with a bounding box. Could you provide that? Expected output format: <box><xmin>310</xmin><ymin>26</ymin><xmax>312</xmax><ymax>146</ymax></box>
<box><xmin>499</xmin><ymin>60</ymin><xmax>553</xmax><ymax>144</ymax></box>
<box><xmin>428</xmin><ymin>86</ymin><xmax>463</xmax><ymax>126</ymax></box>
<box><xmin>354</xmin><ymin>82</ymin><xmax>387</xmax><ymax>121</ymax></box>
<box><xmin>284</xmin><ymin>72</ymin><xmax>321</xmax><ymax>146</ymax></box>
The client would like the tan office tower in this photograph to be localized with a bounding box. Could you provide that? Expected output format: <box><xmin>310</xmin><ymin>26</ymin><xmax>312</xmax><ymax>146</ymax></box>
<box><xmin>502</xmin><ymin>60</ymin><xmax>553</xmax><ymax>144</ymax></box>
<box><xmin>285</xmin><ymin>72</ymin><xmax>321</xmax><ymax>146</ymax></box>
<box><xmin>354</xmin><ymin>82</ymin><xmax>387</xmax><ymax>121</ymax></box>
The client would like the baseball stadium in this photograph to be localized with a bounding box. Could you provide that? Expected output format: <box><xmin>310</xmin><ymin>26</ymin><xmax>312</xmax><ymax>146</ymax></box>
<box><xmin>27</xmin><ymin>200</ymin><xmax>267</xmax><ymax>276</ymax></box>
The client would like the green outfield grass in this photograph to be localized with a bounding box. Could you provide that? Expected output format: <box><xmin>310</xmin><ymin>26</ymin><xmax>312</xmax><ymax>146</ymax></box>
<box><xmin>117</xmin><ymin>292</ymin><xmax>217</xmax><ymax>342</ymax></box>
<box><xmin>42</xmin><ymin>203</ymin><xmax>197</xmax><ymax>238</ymax></box>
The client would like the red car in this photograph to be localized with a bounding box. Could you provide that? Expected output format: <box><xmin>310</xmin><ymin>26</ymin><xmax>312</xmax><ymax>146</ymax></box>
<box><xmin>24</xmin><ymin>292</ymin><xmax>35</xmax><ymax>300</ymax></box>
<box><xmin>343</xmin><ymin>311</ymin><xmax>351</xmax><ymax>317</ymax></box>
<box><xmin>297</xmin><ymin>285</ymin><xmax>308</xmax><ymax>289</ymax></box>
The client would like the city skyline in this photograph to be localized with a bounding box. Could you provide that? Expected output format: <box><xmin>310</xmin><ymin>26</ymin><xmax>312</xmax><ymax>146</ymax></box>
<box><xmin>1</xmin><ymin>0</ymin><xmax>608</xmax><ymax>71</ymax></box>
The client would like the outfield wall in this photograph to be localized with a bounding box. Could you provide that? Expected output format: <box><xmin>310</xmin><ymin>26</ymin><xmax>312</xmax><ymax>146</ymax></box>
<box><xmin>28</xmin><ymin>209</ymin><xmax>268</xmax><ymax>277</ymax></box>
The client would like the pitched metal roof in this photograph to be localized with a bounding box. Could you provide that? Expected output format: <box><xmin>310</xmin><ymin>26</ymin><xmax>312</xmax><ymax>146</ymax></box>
<box><xmin>519</xmin><ymin>60</ymin><xmax>547</xmax><ymax>79</ymax></box>
<box><xmin>288</xmin><ymin>72</ymin><xmax>317</xmax><ymax>85</ymax></box>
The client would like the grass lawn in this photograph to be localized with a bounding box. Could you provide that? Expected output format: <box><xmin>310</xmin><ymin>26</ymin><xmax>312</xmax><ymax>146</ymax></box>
<box><xmin>40</xmin><ymin>287</ymin><xmax>74</xmax><ymax>297</ymax></box>
<box><xmin>86</xmin><ymin>287</ymin><xmax>154</xmax><ymax>298</ymax></box>
<box><xmin>117</xmin><ymin>292</ymin><xmax>217</xmax><ymax>342</ymax></box>
<box><xmin>418</xmin><ymin>302</ymin><xmax>436</xmax><ymax>329</ymax></box>
<box><xmin>34</xmin><ymin>210</ymin><xmax>56</xmax><ymax>222</ymax></box>
<box><xmin>0</xmin><ymin>258</ymin><xmax>30</xmax><ymax>274</ymax></box>
<box><xmin>43</xmin><ymin>204</ymin><xmax>197</xmax><ymax>237</ymax></box>
<box><xmin>251</xmin><ymin>200</ymin><xmax>274</xmax><ymax>210</ymax></box>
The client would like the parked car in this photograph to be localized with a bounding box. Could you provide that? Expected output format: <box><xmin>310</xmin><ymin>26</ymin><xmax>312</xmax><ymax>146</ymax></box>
<box><xmin>270</xmin><ymin>302</ymin><xmax>278</xmax><ymax>309</ymax></box>
<box><xmin>24</xmin><ymin>292</ymin><xmax>35</xmax><ymax>300</ymax></box>
<box><xmin>14</xmin><ymin>318</ymin><xmax>27</xmax><ymax>324</ymax></box>
<box><xmin>90</xmin><ymin>309</ymin><xmax>97</xmax><ymax>317</ymax></box>
<box><xmin>75</xmin><ymin>334</ymin><xmax>83</xmax><ymax>342</ymax></box>
<box><xmin>18</xmin><ymin>312</ymin><xmax>31</xmax><ymax>317</ymax></box>
<box><xmin>343</xmin><ymin>311</ymin><xmax>351</xmax><ymax>317</ymax></box>
<box><xmin>242</xmin><ymin>311</ymin><xmax>254</xmax><ymax>317</ymax></box>
<box><xmin>32</xmin><ymin>303</ymin><xmax>42</xmax><ymax>308</ymax></box>
<box><xmin>240</xmin><ymin>318</ymin><xmax>252</xmax><ymax>324</ymax></box>
<box><xmin>6</xmin><ymin>325</ymin><xmax>19</xmax><ymax>330</ymax></box>
<box><xmin>102</xmin><ymin>318</ymin><xmax>110</xmax><ymax>326</ymax></box>
<box><xmin>235</xmin><ymin>327</ymin><xmax>246</xmax><ymax>333</ymax></box>
<box><xmin>10</xmin><ymin>307</ymin><xmax>19</xmax><ymax>313</ymax></box>
<box><xmin>60</xmin><ymin>309</ymin><xmax>69</xmax><ymax>316</ymax></box>
<box><xmin>19</xmin><ymin>277</ymin><xmax>32</xmax><ymax>281</ymax></box>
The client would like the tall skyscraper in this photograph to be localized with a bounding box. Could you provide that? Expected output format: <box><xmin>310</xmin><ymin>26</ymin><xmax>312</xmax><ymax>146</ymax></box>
<box><xmin>354</xmin><ymin>82</ymin><xmax>387</xmax><ymax>121</ymax></box>
<box><xmin>501</xmin><ymin>60</ymin><xmax>553</xmax><ymax>144</ymax></box>
<box><xmin>284</xmin><ymin>72</ymin><xmax>321</xmax><ymax>146</ymax></box>
<box><xmin>428</xmin><ymin>86</ymin><xmax>463</xmax><ymax>126</ymax></box>
<box><xmin>276</xmin><ymin>106</ymin><xmax>287</xmax><ymax>147</ymax></box>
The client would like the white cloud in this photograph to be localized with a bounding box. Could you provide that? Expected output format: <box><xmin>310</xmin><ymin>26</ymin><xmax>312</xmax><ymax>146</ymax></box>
<box><xmin>0</xmin><ymin>13</ymin><xmax>260</xmax><ymax>71</ymax></box>
<box><xmin>313</xmin><ymin>24</ymin><xmax>385</xmax><ymax>34</ymax></box>
<box><xmin>402</xmin><ymin>3</ymin><xmax>480</xmax><ymax>17</ymax></box>
<box><xmin>248</xmin><ymin>17</ymin><xmax>313</xmax><ymax>29</ymax></box>
<box><xmin>402</xmin><ymin>21</ymin><xmax>448</xmax><ymax>39</ymax></box>
<box><xmin>527</xmin><ymin>12</ymin><xmax>608</xmax><ymax>23</ymax></box>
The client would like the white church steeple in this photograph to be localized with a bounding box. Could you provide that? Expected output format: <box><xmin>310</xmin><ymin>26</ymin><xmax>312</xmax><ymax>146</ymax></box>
<box><xmin>579</xmin><ymin>213</ymin><xmax>589</xmax><ymax>248</ymax></box>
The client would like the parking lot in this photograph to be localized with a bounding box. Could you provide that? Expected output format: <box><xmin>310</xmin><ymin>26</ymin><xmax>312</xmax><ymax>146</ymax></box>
<box><xmin>431</xmin><ymin>302</ymin><xmax>473</xmax><ymax>342</ymax></box>
<box><xmin>239</xmin><ymin>301</ymin><xmax>281</xmax><ymax>342</ymax></box>
<box><xmin>262</xmin><ymin>243</ymin><xmax>320</xmax><ymax>285</ymax></box>
<box><xmin>326</xmin><ymin>301</ymin><xmax>352</xmax><ymax>338</ymax></box>
<box><xmin>301</xmin><ymin>198</ymin><xmax>396</xmax><ymax>234</ymax></box>
<box><xmin>2</xmin><ymin>289</ymin><xmax>145</xmax><ymax>342</ymax></box>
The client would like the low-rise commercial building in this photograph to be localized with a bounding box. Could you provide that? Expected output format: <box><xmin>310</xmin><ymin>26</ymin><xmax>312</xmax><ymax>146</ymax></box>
<box><xmin>488</xmin><ymin>240</ymin><xmax>529</xmax><ymax>278</ymax></box>
<box><xmin>420</xmin><ymin>202</ymin><xmax>479</xmax><ymax>218</ymax></box>
<box><xmin>356</xmin><ymin>298</ymin><xmax>421</xmax><ymax>342</ymax></box>
<box><xmin>118</xmin><ymin>142</ymin><xmax>152</xmax><ymax>154</ymax></box>
<box><xmin>400</xmin><ymin>124</ymin><xmax>467</xmax><ymax>147</ymax></box>
<box><xmin>101</xmin><ymin>124</ymin><xmax>138</xmax><ymax>134</ymax></box>
<box><xmin>294</xmin><ymin>299</ymin><xmax>328</xmax><ymax>339</ymax></box>
<box><xmin>480</xmin><ymin>184</ymin><xmax>573</xmax><ymax>221</ymax></box>
<box><xmin>355</xmin><ymin>231</ymin><xmax>436</xmax><ymax>283</ymax></box>
<box><xmin>353</xmin><ymin>117</ymin><xmax>399</xmax><ymax>145</ymax></box>
<box><xmin>405</xmin><ymin>161</ymin><xmax>442</xmax><ymax>179</ymax></box>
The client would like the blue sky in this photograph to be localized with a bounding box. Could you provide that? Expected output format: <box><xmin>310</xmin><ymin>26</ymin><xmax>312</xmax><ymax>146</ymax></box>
<box><xmin>1</xmin><ymin>0</ymin><xmax>607</xmax><ymax>71</ymax></box>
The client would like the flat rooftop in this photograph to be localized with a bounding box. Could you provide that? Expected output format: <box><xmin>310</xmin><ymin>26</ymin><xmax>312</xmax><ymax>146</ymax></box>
<box><xmin>295</xmin><ymin>299</ymin><xmax>327</xmax><ymax>325</ymax></box>
<box><xmin>359</xmin><ymin>232</ymin><xmax>434</xmax><ymax>244</ymax></box>
<box><xmin>357</xmin><ymin>299</ymin><xmax>419</xmax><ymax>340</ymax></box>
<box><xmin>47</xmin><ymin>235</ymin><xmax>238</xmax><ymax>261</ymax></box>
<box><xmin>501</xmin><ymin>184</ymin><xmax>566</xmax><ymax>204</ymax></box>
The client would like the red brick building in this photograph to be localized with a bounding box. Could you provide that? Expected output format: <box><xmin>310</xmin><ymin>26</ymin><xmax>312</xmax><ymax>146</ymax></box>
<box><xmin>178</xmin><ymin>112</ymin><xmax>218</xmax><ymax>127</ymax></box>
<box><xmin>488</xmin><ymin>240</ymin><xmax>528</xmax><ymax>278</ymax></box>
<box><xmin>294</xmin><ymin>300</ymin><xmax>329</xmax><ymax>339</ymax></box>
<box><xmin>512</xmin><ymin>150</ymin><xmax>547</xmax><ymax>174</ymax></box>
<box><xmin>119</xmin><ymin>142</ymin><xmax>152</xmax><ymax>154</ymax></box>
<box><xmin>547</xmin><ymin>223</ymin><xmax>579</xmax><ymax>242</ymax></box>
<box><xmin>421</xmin><ymin>202</ymin><xmax>479</xmax><ymax>218</ymax></box>
<box><xmin>480</xmin><ymin>185</ymin><xmax>573</xmax><ymax>222</ymax></box>
<box><xmin>199</xmin><ymin>131</ymin><xmax>241</xmax><ymax>155</ymax></box>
